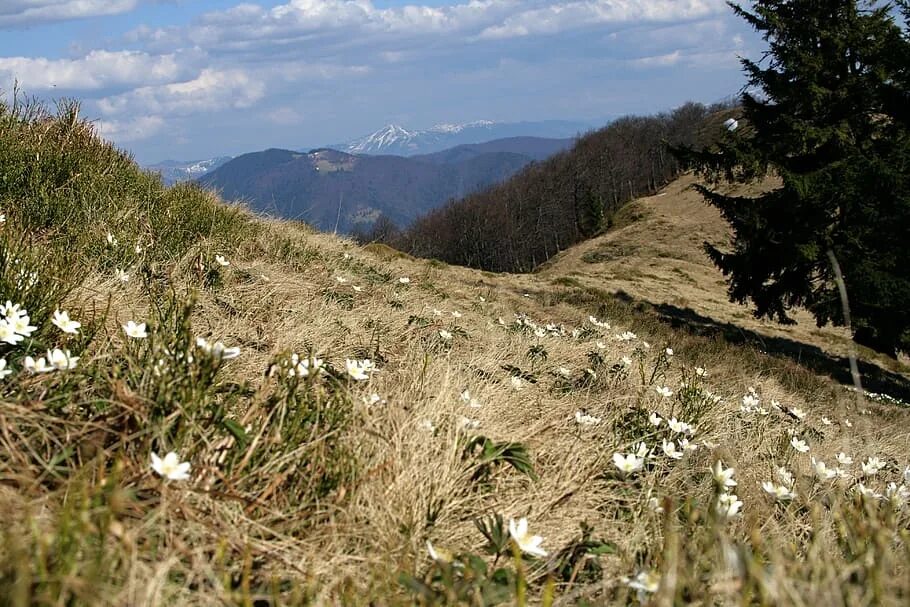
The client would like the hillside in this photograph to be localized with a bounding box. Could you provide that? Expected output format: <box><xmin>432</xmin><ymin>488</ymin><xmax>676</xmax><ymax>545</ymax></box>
<box><xmin>392</xmin><ymin>102</ymin><xmax>727</xmax><ymax>272</ymax></box>
<box><xmin>539</xmin><ymin>174</ymin><xmax>910</xmax><ymax>397</ymax></box>
<box><xmin>3</xmin><ymin>103</ymin><xmax>910</xmax><ymax>605</ymax></box>
<box><xmin>197</xmin><ymin>140</ymin><xmax>570</xmax><ymax>232</ymax></box>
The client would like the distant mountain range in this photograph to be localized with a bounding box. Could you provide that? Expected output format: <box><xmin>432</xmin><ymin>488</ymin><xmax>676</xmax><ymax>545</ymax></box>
<box><xmin>328</xmin><ymin>120</ymin><xmax>589</xmax><ymax>156</ymax></box>
<box><xmin>145</xmin><ymin>157</ymin><xmax>233</xmax><ymax>185</ymax></box>
<box><xmin>197</xmin><ymin>136</ymin><xmax>574</xmax><ymax>233</ymax></box>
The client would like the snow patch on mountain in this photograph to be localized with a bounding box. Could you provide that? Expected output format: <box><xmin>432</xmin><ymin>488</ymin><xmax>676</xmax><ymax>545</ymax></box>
<box><xmin>331</xmin><ymin>119</ymin><xmax>586</xmax><ymax>157</ymax></box>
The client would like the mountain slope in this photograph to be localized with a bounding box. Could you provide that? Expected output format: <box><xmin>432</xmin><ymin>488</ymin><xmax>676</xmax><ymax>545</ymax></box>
<box><xmin>330</xmin><ymin>120</ymin><xmax>587</xmax><ymax>156</ymax></box>
<box><xmin>197</xmin><ymin>141</ymin><xmax>566</xmax><ymax>232</ymax></box>
<box><xmin>539</xmin><ymin>173</ymin><xmax>910</xmax><ymax>390</ymax></box>
<box><xmin>413</xmin><ymin>136</ymin><xmax>573</xmax><ymax>165</ymax></box>
<box><xmin>4</xmin><ymin>103</ymin><xmax>910</xmax><ymax>605</ymax></box>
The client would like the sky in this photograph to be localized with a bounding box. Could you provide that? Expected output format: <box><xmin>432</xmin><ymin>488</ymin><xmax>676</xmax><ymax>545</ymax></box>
<box><xmin>0</xmin><ymin>1</ymin><xmax>761</xmax><ymax>164</ymax></box>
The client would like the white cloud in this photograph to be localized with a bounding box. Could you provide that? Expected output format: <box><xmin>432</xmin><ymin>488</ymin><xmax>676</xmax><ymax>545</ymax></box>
<box><xmin>97</xmin><ymin>115</ymin><xmax>165</xmax><ymax>142</ymax></box>
<box><xmin>0</xmin><ymin>50</ymin><xmax>186</xmax><ymax>91</ymax></box>
<box><xmin>631</xmin><ymin>50</ymin><xmax>682</xmax><ymax>68</ymax></box>
<box><xmin>130</xmin><ymin>0</ymin><xmax>725</xmax><ymax>52</ymax></box>
<box><xmin>264</xmin><ymin>106</ymin><xmax>303</xmax><ymax>125</ymax></box>
<box><xmin>96</xmin><ymin>68</ymin><xmax>266</xmax><ymax>117</ymax></box>
<box><xmin>0</xmin><ymin>0</ymin><xmax>139</xmax><ymax>28</ymax></box>
<box><xmin>478</xmin><ymin>0</ymin><xmax>727</xmax><ymax>39</ymax></box>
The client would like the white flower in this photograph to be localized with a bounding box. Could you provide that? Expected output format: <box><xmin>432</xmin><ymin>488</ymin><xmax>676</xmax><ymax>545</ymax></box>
<box><xmin>0</xmin><ymin>213</ymin><xmax>5</xmax><ymax>223</ymax></box>
<box><xmin>741</xmin><ymin>393</ymin><xmax>760</xmax><ymax>410</ymax></box>
<box><xmin>438</xmin><ymin>330</ymin><xmax>453</xmax><ymax>341</ymax></box>
<box><xmin>1</xmin><ymin>301</ymin><xmax>23</xmax><ymax>321</ymax></box>
<box><xmin>214</xmin><ymin>254</ymin><xmax>229</xmax><ymax>267</ymax></box>
<box><xmin>790</xmin><ymin>436</ymin><xmax>810</xmax><ymax>453</ymax></box>
<box><xmin>51</xmin><ymin>309</ymin><xmax>81</xmax><ymax>334</ymax></box>
<box><xmin>0</xmin><ymin>358</ymin><xmax>11</xmax><ymax>379</ymax></box>
<box><xmin>665</xmin><ymin>347</ymin><xmax>674</xmax><ymax>357</ymax></box>
<box><xmin>418</xmin><ymin>419</ymin><xmax>436</xmax><ymax>432</ymax></box>
<box><xmin>634</xmin><ymin>441</ymin><xmax>650</xmax><ymax>459</ymax></box>
<box><xmin>398</xmin><ymin>277</ymin><xmax>410</xmax><ymax>284</ymax></box>
<box><xmin>46</xmin><ymin>348</ymin><xmax>78</xmax><ymax>371</ymax></box>
<box><xmin>861</xmin><ymin>456</ymin><xmax>886</xmax><ymax>476</ymax></box>
<box><xmin>662</xmin><ymin>440</ymin><xmax>684</xmax><ymax>460</ymax></box>
<box><xmin>885</xmin><ymin>483</ymin><xmax>909</xmax><ymax>509</ymax></box>
<box><xmin>695</xmin><ymin>366</ymin><xmax>707</xmax><ymax>377</ymax></box>
<box><xmin>776</xmin><ymin>467</ymin><xmax>794</xmax><ymax>487</ymax></box>
<box><xmin>352</xmin><ymin>285</ymin><xmax>363</xmax><ymax>292</ymax></box>
<box><xmin>510</xmin><ymin>376</ymin><xmax>524</xmax><ymax>390</ymax></box>
<box><xmin>613</xmin><ymin>452</ymin><xmax>644</xmax><ymax>474</ymax></box>
<box><xmin>588</xmin><ymin>315</ymin><xmax>610</xmax><ymax>329</ymax></box>
<box><xmin>426</xmin><ymin>540</ymin><xmax>455</xmax><ymax>564</ymax></box>
<box><xmin>679</xmin><ymin>437</ymin><xmax>697</xmax><ymax>452</ymax></box>
<box><xmin>821</xmin><ymin>416</ymin><xmax>832</xmax><ymax>425</ymax></box>
<box><xmin>25</xmin><ymin>355</ymin><xmax>54</xmax><ymax>374</ymax></box>
<box><xmin>655</xmin><ymin>386</ymin><xmax>673</xmax><ymax>398</ymax></box>
<box><xmin>712</xmin><ymin>460</ymin><xmax>737</xmax><ymax>488</ymax></box>
<box><xmin>115</xmin><ymin>269</ymin><xmax>129</xmax><ymax>283</ymax></box>
<box><xmin>762</xmin><ymin>481</ymin><xmax>796</xmax><ymax>501</ymax></box>
<box><xmin>811</xmin><ymin>457</ymin><xmax>838</xmax><ymax>481</ymax></box>
<box><xmin>0</xmin><ymin>320</ymin><xmax>24</xmax><ymax>345</ymax></box>
<box><xmin>10</xmin><ymin>314</ymin><xmax>36</xmax><ymax>338</ymax></box>
<box><xmin>789</xmin><ymin>407</ymin><xmax>806</xmax><ymax>420</ymax></box>
<box><xmin>716</xmin><ymin>493</ymin><xmax>743</xmax><ymax>519</ymax></box>
<box><xmin>451</xmin><ymin>311</ymin><xmax>462</xmax><ymax>319</ymax></box>
<box><xmin>345</xmin><ymin>359</ymin><xmax>375</xmax><ymax>381</ymax></box>
<box><xmin>648</xmin><ymin>496</ymin><xmax>664</xmax><ymax>513</ymax></box>
<box><xmin>667</xmin><ymin>417</ymin><xmax>693</xmax><ymax>435</ymax></box>
<box><xmin>648</xmin><ymin>412</ymin><xmax>662</xmax><ymax>427</ymax></box>
<box><xmin>122</xmin><ymin>321</ymin><xmax>148</xmax><ymax>339</ymax></box>
<box><xmin>508</xmin><ymin>518</ymin><xmax>547</xmax><ymax>558</ymax></box>
<box><xmin>335</xmin><ymin>276</ymin><xmax>348</xmax><ymax>284</ymax></box>
<box><xmin>836</xmin><ymin>452</ymin><xmax>854</xmax><ymax>466</ymax></box>
<box><xmin>626</xmin><ymin>571</ymin><xmax>660</xmax><ymax>597</ymax></box>
<box><xmin>197</xmin><ymin>338</ymin><xmax>241</xmax><ymax>361</ymax></box>
<box><xmin>844</xmin><ymin>418</ymin><xmax>853</xmax><ymax>428</ymax></box>
<box><xmin>150</xmin><ymin>451</ymin><xmax>191</xmax><ymax>481</ymax></box>
<box><xmin>574</xmin><ymin>410</ymin><xmax>601</xmax><ymax>426</ymax></box>
<box><xmin>362</xmin><ymin>393</ymin><xmax>385</xmax><ymax>407</ymax></box>
<box><xmin>106</xmin><ymin>232</ymin><xmax>117</xmax><ymax>246</ymax></box>
<box><xmin>855</xmin><ymin>483</ymin><xmax>882</xmax><ymax>500</ymax></box>
<box><xmin>621</xmin><ymin>356</ymin><xmax>633</xmax><ymax>366</ymax></box>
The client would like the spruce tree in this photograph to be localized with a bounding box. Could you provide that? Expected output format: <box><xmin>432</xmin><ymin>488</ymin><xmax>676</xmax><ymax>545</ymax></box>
<box><xmin>676</xmin><ymin>0</ymin><xmax>910</xmax><ymax>356</ymax></box>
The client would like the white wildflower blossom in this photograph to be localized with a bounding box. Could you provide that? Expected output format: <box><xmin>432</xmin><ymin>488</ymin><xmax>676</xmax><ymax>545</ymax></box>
<box><xmin>508</xmin><ymin>518</ymin><xmax>547</xmax><ymax>558</ymax></box>
<box><xmin>150</xmin><ymin>451</ymin><xmax>191</xmax><ymax>481</ymax></box>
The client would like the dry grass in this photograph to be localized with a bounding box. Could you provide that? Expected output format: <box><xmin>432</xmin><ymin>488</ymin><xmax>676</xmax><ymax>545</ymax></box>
<box><xmin>2</xmin><ymin>108</ymin><xmax>910</xmax><ymax>605</ymax></box>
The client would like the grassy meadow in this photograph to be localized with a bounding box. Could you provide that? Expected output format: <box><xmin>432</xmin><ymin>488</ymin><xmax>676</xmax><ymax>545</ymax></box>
<box><xmin>1</xmin><ymin>102</ymin><xmax>910</xmax><ymax>606</ymax></box>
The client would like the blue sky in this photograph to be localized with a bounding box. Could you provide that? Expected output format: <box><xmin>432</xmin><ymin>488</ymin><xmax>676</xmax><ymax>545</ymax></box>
<box><xmin>0</xmin><ymin>1</ymin><xmax>760</xmax><ymax>163</ymax></box>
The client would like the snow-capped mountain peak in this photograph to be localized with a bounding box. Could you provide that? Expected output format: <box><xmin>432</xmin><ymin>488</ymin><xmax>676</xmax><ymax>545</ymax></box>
<box><xmin>428</xmin><ymin>120</ymin><xmax>495</xmax><ymax>134</ymax></box>
<box><xmin>329</xmin><ymin>119</ymin><xmax>589</xmax><ymax>157</ymax></box>
<box><xmin>348</xmin><ymin>124</ymin><xmax>416</xmax><ymax>154</ymax></box>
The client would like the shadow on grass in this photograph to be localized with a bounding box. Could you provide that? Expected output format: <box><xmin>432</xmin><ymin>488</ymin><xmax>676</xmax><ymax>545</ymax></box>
<box><xmin>608</xmin><ymin>290</ymin><xmax>910</xmax><ymax>403</ymax></box>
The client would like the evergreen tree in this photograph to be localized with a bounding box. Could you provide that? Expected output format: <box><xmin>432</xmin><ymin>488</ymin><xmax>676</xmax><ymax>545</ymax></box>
<box><xmin>676</xmin><ymin>0</ymin><xmax>910</xmax><ymax>356</ymax></box>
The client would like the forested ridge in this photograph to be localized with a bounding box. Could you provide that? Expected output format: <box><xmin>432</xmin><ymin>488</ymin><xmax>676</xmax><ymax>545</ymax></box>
<box><xmin>379</xmin><ymin>101</ymin><xmax>732</xmax><ymax>272</ymax></box>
